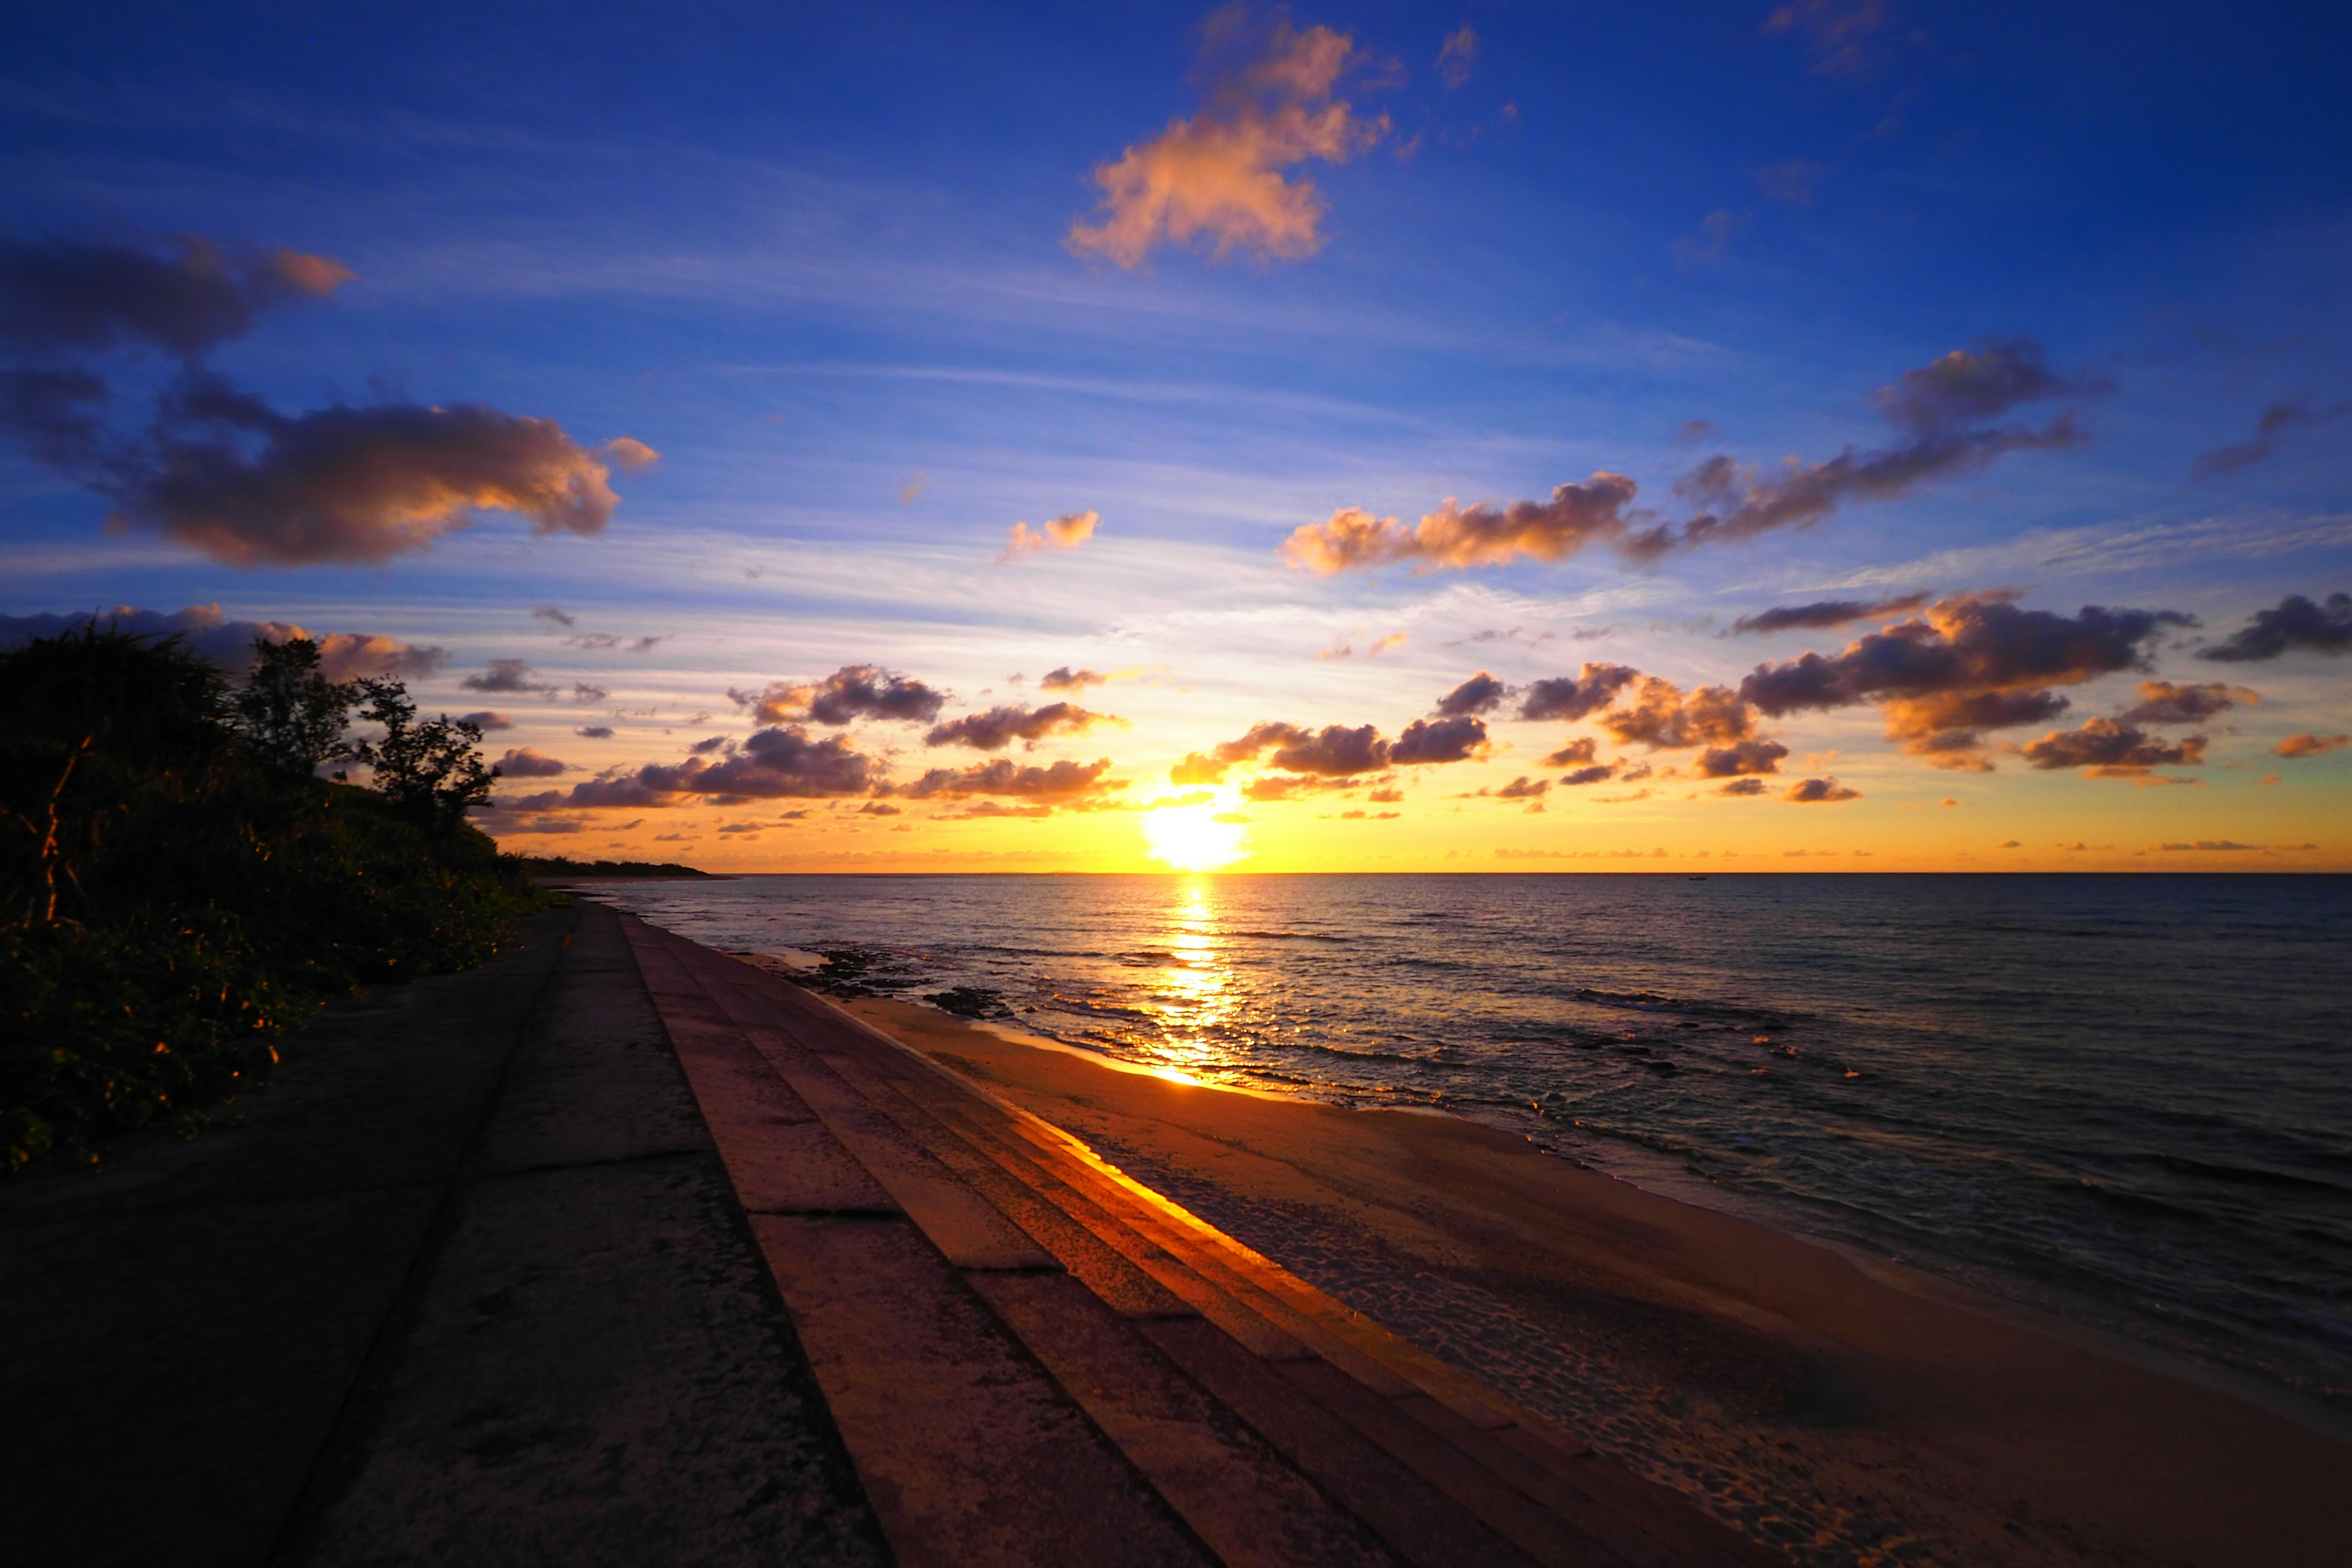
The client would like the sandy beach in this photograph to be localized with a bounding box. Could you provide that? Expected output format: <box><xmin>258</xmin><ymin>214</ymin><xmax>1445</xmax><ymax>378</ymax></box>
<box><xmin>837</xmin><ymin>992</ymin><xmax>2352</xmax><ymax>1568</ymax></box>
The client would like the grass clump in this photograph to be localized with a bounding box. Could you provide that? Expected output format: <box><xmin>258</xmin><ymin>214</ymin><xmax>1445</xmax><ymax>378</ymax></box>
<box><xmin>1</xmin><ymin>624</ymin><xmax>535</xmax><ymax>1174</ymax></box>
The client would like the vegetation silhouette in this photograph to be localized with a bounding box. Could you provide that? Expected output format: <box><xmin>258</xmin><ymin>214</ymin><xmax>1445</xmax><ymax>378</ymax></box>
<box><xmin>2</xmin><ymin>622</ymin><xmax>532</xmax><ymax>1172</ymax></box>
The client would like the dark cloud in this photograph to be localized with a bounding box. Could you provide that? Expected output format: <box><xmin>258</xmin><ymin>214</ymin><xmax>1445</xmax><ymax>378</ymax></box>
<box><xmin>567</xmin><ymin>632</ymin><xmax>667</xmax><ymax>653</ymax></box>
<box><xmin>1434</xmin><ymin>671</ymin><xmax>1507</xmax><ymax>717</ymax></box>
<box><xmin>1717</xmin><ymin>777</ymin><xmax>1770</xmax><ymax>796</ymax></box>
<box><xmin>2021</xmin><ymin>718</ymin><xmax>2207</xmax><ymax>773</ymax></box>
<box><xmin>571</xmin><ymin>682</ymin><xmax>608</xmax><ymax>703</ymax></box>
<box><xmin>2198</xmin><ymin>593</ymin><xmax>2352</xmax><ymax>662</ymax></box>
<box><xmin>513</xmin><ymin>725</ymin><xmax>886</xmax><ymax>810</ymax></box>
<box><xmin>1040</xmin><ymin>666</ymin><xmax>1107</xmax><ymax>692</ymax></box>
<box><xmin>899</xmin><ymin>756</ymin><xmax>1123</xmax><ymax>801</ymax></box>
<box><xmin>2119</xmin><ymin>680</ymin><xmax>2255</xmax><ymax>726</ymax></box>
<box><xmin>1728</xmin><ymin>591</ymin><xmax>1929</xmax><ymax>636</ymax></box>
<box><xmin>729</xmin><ymin>665</ymin><xmax>948</xmax><ymax>725</ymax></box>
<box><xmin>1493</xmin><ymin>776</ymin><xmax>1548</xmax><ymax>799</ymax></box>
<box><xmin>1741</xmin><ymin>593</ymin><xmax>2189</xmax><ymax>765</ymax></box>
<box><xmin>1785</xmin><ymin>777</ymin><xmax>1861</xmax><ymax>802</ymax></box>
<box><xmin>0</xmin><ymin>603</ymin><xmax>443</xmax><ymax>682</ymax></box>
<box><xmin>497</xmin><ymin>747</ymin><xmax>568</xmax><ymax>777</ymax></box>
<box><xmin>1392</xmin><ymin>715</ymin><xmax>1489</xmax><ymax>765</ymax></box>
<box><xmin>1543</xmin><ymin>735</ymin><xmax>1599</xmax><ymax>767</ymax></box>
<box><xmin>1558</xmin><ymin>764</ymin><xmax>1616</xmax><ymax>786</ymax></box>
<box><xmin>576</xmin><ymin>725</ymin><xmax>614</xmax><ymax>739</ymax></box>
<box><xmin>459</xmin><ymin>710</ymin><xmax>514</xmax><ymax>732</ymax></box>
<box><xmin>1265</xmin><ymin>722</ymin><xmax>1387</xmax><ymax>777</ymax></box>
<box><xmin>1285</xmin><ymin>341</ymin><xmax>2089</xmax><ymax>575</ymax></box>
<box><xmin>2190</xmin><ymin>399</ymin><xmax>2348</xmax><ymax>479</ymax></box>
<box><xmin>532</xmin><ymin>605</ymin><xmax>576</xmax><ymax>627</ymax></box>
<box><xmin>1693</xmin><ymin>739</ymin><xmax>1789</xmax><ymax>778</ymax></box>
<box><xmin>2276</xmin><ymin>733</ymin><xmax>2350</xmax><ymax>759</ymax></box>
<box><xmin>0</xmin><ymin>235</ymin><xmax>350</xmax><ymax>358</ymax></box>
<box><xmin>0</xmin><ymin>366</ymin><xmax>109</xmax><ymax>469</ymax></box>
<box><xmin>1598</xmin><ymin>678</ymin><xmax>1755</xmax><ymax>750</ymax></box>
<box><xmin>1518</xmin><ymin>663</ymin><xmax>1640</xmax><ymax>722</ymax></box>
<box><xmin>924</xmin><ymin>701</ymin><xmax>1115</xmax><ymax>750</ymax></box>
<box><xmin>687</xmin><ymin>735</ymin><xmax>729</xmax><ymax>755</ymax></box>
<box><xmin>462</xmin><ymin>658</ymin><xmax>560</xmax><ymax>697</ymax></box>
<box><xmin>94</xmin><ymin>385</ymin><xmax>652</xmax><ymax>567</ymax></box>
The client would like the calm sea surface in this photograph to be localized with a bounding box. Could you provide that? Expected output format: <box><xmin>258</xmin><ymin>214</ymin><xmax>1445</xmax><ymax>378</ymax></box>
<box><xmin>580</xmin><ymin>873</ymin><xmax>2352</xmax><ymax>1409</ymax></box>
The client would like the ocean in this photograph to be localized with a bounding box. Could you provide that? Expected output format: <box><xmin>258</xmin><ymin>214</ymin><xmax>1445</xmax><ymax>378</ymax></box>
<box><xmin>578</xmin><ymin>872</ymin><xmax>2352</xmax><ymax>1411</ymax></box>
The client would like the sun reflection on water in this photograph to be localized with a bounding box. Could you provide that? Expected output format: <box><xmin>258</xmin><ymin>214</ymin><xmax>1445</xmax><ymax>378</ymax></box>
<box><xmin>1149</xmin><ymin>878</ymin><xmax>1235</xmax><ymax>1073</ymax></box>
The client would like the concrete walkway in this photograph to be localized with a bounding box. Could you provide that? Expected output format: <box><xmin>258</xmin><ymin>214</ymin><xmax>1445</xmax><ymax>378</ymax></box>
<box><xmin>2</xmin><ymin>903</ymin><xmax>884</xmax><ymax>1567</ymax></box>
<box><xmin>6</xmin><ymin>902</ymin><xmax>1780</xmax><ymax>1566</ymax></box>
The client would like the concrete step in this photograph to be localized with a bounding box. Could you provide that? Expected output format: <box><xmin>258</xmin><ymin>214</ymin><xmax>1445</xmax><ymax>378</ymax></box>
<box><xmin>618</xmin><ymin>918</ymin><xmax>1219</xmax><ymax>1568</ymax></box>
<box><xmin>630</xmin><ymin>918</ymin><xmax>1779</xmax><ymax>1568</ymax></box>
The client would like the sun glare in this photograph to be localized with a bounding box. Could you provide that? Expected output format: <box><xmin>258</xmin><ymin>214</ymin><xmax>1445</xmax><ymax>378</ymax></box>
<box><xmin>1140</xmin><ymin>799</ymin><xmax>1249</xmax><ymax>871</ymax></box>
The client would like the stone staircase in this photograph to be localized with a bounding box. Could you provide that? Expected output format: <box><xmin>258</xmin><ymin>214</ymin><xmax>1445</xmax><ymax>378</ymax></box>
<box><xmin>620</xmin><ymin>914</ymin><xmax>1781</xmax><ymax>1568</ymax></box>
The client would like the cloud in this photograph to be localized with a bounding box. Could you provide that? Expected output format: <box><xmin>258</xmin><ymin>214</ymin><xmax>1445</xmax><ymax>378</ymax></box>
<box><xmin>514</xmin><ymin>725</ymin><xmax>885</xmax><ymax>809</ymax></box>
<box><xmin>1068</xmin><ymin>13</ymin><xmax>1387</xmax><ymax>268</ymax></box>
<box><xmin>1000</xmin><ymin>508</ymin><xmax>1101</xmax><ymax>561</ymax></box>
<box><xmin>1040</xmin><ymin>666</ymin><xmax>1106</xmax><ymax>692</ymax></box>
<box><xmin>687</xmin><ymin>735</ymin><xmax>729</xmax><ymax>755</ymax></box>
<box><xmin>1437</xmin><ymin>25</ymin><xmax>1477</xmax><ymax>88</ymax></box>
<box><xmin>2275</xmin><ymin>732</ymin><xmax>2350</xmax><ymax>759</ymax></box>
<box><xmin>1741</xmin><ymin>592</ymin><xmax>2190</xmax><ymax>765</ymax></box>
<box><xmin>1693</xmin><ymin>738</ymin><xmax>1789</xmax><ymax>778</ymax></box>
<box><xmin>2118</xmin><ymin>680</ymin><xmax>2256</xmax><ymax>726</ymax></box>
<box><xmin>532</xmin><ymin>605</ymin><xmax>576</xmax><ymax>627</ymax></box>
<box><xmin>2155</xmin><ymin>841</ymin><xmax>2263</xmax><ymax>853</ymax></box>
<box><xmin>1673</xmin><ymin>419</ymin><xmax>1721</xmax><ymax>445</ymax></box>
<box><xmin>1558</xmin><ymin>764</ymin><xmax>1616</xmax><ymax>786</ymax></box>
<box><xmin>1392</xmin><ymin>715</ymin><xmax>1489</xmax><ymax>764</ymax></box>
<box><xmin>576</xmin><ymin>725</ymin><xmax>614</xmax><ymax>739</ymax></box>
<box><xmin>1755</xmin><ymin>159</ymin><xmax>1825</xmax><ymax>206</ymax></box>
<box><xmin>497</xmin><ymin>747</ymin><xmax>569</xmax><ymax>777</ymax></box>
<box><xmin>572</xmin><ymin>682</ymin><xmax>608</xmax><ymax>703</ymax></box>
<box><xmin>2021</xmin><ymin>718</ymin><xmax>2207</xmax><ymax>773</ymax></box>
<box><xmin>1672</xmin><ymin>209</ymin><xmax>1747</xmax><ymax>270</ymax></box>
<box><xmin>1283</xmin><ymin>473</ymin><xmax>1645</xmax><ymax>573</ymax></box>
<box><xmin>1785</xmin><ymin>777</ymin><xmax>1861</xmax><ymax>802</ymax></box>
<box><xmin>1717</xmin><ymin>777</ymin><xmax>1770</xmax><ymax>796</ymax></box>
<box><xmin>1493</xmin><ymin>775</ymin><xmax>1548</xmax><ymax>799</ymax></box>
<box><xmin>898</xmin><ymin>471</ymin><xmax>927</xmax><ymax>505</ymax></box>
<box><xmin>1544</xmin><ymin>735</ymin><xmax>1600</xmax><ymax>767</ymax></box>
<box><xmin>728</xmin><ymin>664</ymin><xmax>948</xmax><ymax>725</ymax></box>
<box><xmin>567</xmin><ymin>632</ymin><xmax>667</xmax><ymax>652</ymax></box>
<box><xmin>1599</xmin><ymin>677</ymin><xmax>1756</xmax><ymax>750</ymax></box>
<box><xmin>0</xmin><ymin>603</ymin><xmax>443</xmax><ymax>682</ymax></box>
<box><xmin>459</xmin><ymin>710</ymin><xmax>514</xmax><ymax>732</ymax></box>
<box><xmin>2198</xmin><ymin>592</ymin><xmax>2352</xmax><ymax>662</ymax></box>
<box><xmin>924</xmin><ymin>701</ymin><xmax>1118</xmax><ymax>750</ymax></box>
<box><xmin>1728</xmin><ymin>591</ymin><xmax>1929</xmax><ymax>636</ymax></box>
<box><xmin>462</xmin><ymin>658</ymin><xmax>560</xmax><ymax>697</ymax></box>
<box><xmin>1434</xmin><ymin>671</ymin><xmax>1508</xmax><ymax>717</ymax></box>
<box><xmin>1763</xmin><ymin>0</ymin><xmax>1889</xmax><ymax>75</ymax></box>
<box><xmin>0</xmin><ymin>235</ymin><xmax>350</xmax><ymax>358</ymax></box>
<box><xmin>2190</xmin><ymin>398</ymin><xmax>2348</xmax><ymax>478</ymax></box>
<box><xmin>1520</xmin><ymin>663</ymin><xmax>1642</xmax><ymax>722</ymax></box>
<box><xmin>1284</xmin><ymin>341</ymin><xmax>2087</xmax><ymax>576</ymax></box>
<box><xmin>899</xmin><ymin>756</ymin><xmax>1124</xmax><ymax>801</ymax></box>
<box><xmin>81</xmin><ymin>380</ymin><xmax>650</xmax><ymax>567</ymax></box>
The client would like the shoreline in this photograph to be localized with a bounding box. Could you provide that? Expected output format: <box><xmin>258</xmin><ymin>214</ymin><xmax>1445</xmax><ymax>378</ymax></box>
<box><xmin>834</xmin><ymin>987</ymin><xmax>2352</xmax><ymax>1568</ymax></box>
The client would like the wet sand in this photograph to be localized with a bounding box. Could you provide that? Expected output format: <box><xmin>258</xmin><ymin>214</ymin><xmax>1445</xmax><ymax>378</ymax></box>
<box><xmin>839</xmin><ymin>993</ymin><xmax>2352</xmax><ymax>1568</ymax></box>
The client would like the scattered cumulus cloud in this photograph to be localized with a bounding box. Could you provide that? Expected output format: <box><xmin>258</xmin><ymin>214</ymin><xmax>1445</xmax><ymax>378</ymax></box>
<box><xmin>0</xmin><ymin>235</ymin><xmax>349</xmax><ymax>357</ymax></box>
<box><xmin>1000</xmin><ymin>509</ymin><xmax>1099</xmax><ymax>561</ymax></box>
<box><xmin>924</xmin><ymin>701</ymin><xmax>1119</xmax><ymax>750</ymax></box>
<box><xmin>1067</xmin><ymin>12</ymin><xmax>1388</xmax><ymax>268</ymax></box>
<box><xmin>497</xmin><ymin>747</ymin><xmax>568</xmax><ymax>777</ymax></box>
<box><xmin>1785</xmin><ymin>777</ymin><xmax>1861</xmax><ymax>802</ymax></box>
<box><xmin>2198</xmin><ymin>592</ymin><xmax>2351</xmax><ymax>662</ymax></box>
<box><xmin>462</xmin><ymin>658</ymin><xmax>560</xmax><ymax>697</ymax></box>
<box><xmin>2275</xmin><ymin>732</ymin><xmax>2350</xmax><ymax>759</ymax></box>
<box><xmin>1728</xmin><ymin>591</ymin><xmax>1929</xmax><ymax>635</ymax></box>
<box><xmin>728</xmin><ymin>664</ymin><xmax>948</xmax><ymax>725</ymax></box>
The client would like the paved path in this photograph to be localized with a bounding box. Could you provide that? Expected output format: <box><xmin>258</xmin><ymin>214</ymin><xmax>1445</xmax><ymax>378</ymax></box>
<box><xmin>6</xmin><ymin>902</ymin><xmax>1781</xmax><ymax>1566</ymax></box>
<box><xmin>2</xmin><ymin>903</ymin><xmax>883</xmax><ymax>1567</ymax></box>
<box><xmin>625</xmin><ymin>914</ymin><xmax>1781</xmax><ymax>1568</ymax></box>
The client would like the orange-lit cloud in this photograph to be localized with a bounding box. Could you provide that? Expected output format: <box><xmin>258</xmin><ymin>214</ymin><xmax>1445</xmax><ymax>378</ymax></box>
<box><xmin>1785</xmin><ymin>777</ymin><xmax>1861</xmax><ymax>802</ymax></box>
<box><xmin>0</xmin><ymin>234</ymin><xmax>350</xmax><ymax>357</ymax></box>
<box><xmin>1284</xmin><ymin>473</ymin><xmax>1643</xmax><ymax>573</ymax></box>
<box><xmin>1000</xmin><ymin>508</ymin><xmax>1100</xmax><ymax>560</ymax></box>
<box><xmin>728</xmin><ymin>665</ymin><xmax>947</xmax><ymax>725</ymax></box>
<box><xmin>2021</xmin><ymin>717</ymin><xmax>2207</xmax><ymax>775</ymax></box>
<box><xmin>1437</xmin><ymin>25</ymin><xmax>1476</xmax><ymax>88</ymax></box>
<box><xmin>924</xmin><ymin>701</ymin><xmax>1120</xmax><ymax>750</ymax></box>
<box><xmin>2275</xmin><ymin>732</ymin><xmax>2350</xmax><ymax>759</ymax></box>
<box><xmin>1068</xmin><ymin>15</ymin><xmax>1386</xmax><ymax>268</ymax></box>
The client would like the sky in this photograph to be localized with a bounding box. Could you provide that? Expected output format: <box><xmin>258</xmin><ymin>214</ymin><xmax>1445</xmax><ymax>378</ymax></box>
<box><xmin>3</xmin><ymin>0</ymin><xmax>2348</xmax><ymax>872</ymax></box>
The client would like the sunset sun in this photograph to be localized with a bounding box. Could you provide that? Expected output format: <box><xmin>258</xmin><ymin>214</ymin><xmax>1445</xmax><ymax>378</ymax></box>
<box><xmin>1140</xmin><ymin>799</ymin><xmax>1248</xmax><ymax>871</ymax></box>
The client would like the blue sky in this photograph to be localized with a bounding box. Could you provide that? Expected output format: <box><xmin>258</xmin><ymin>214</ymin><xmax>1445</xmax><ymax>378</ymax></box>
<box><xmin>4</xmin><ymin>1</ymin><xmax>2348</xmax><ymax>869</ymax></box>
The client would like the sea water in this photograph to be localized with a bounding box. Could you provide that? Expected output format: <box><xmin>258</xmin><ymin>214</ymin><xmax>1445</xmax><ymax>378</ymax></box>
<box><xmin>579</xmin><ymin>872</ymin><xmax>2352</xmax><ymax>1410</ymax></box>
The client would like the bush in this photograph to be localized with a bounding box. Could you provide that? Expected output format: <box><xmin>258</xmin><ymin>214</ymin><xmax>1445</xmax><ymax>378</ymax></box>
<box><xmin>1</xmin><ymin>624</ymin><xmax>535</xmax><ymax>1173</ymax></box>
